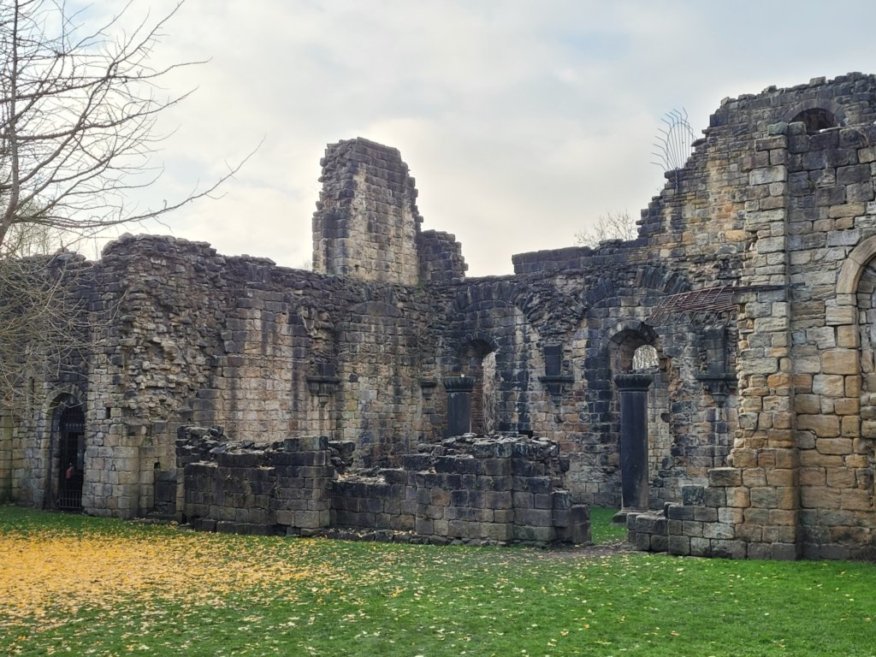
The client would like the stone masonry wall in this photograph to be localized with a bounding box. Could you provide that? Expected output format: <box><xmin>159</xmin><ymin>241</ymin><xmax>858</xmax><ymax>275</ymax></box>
<box><xmin>625</xmin><ymin>74</ymin><xmax>876</xmax><ymax>559</ymax></box>
<box><xmin>179</xmin><ymin>429</ymin><xmax>333</xmax><ymax>535</ymax></box>
<box><xmin>0</xmin><ymin>253</ymin><xmax>93</xmax><ymax>510</ymax></box>
<box><xmin>313</xmin><ymin>138</ymin><xmax>423</xmax><ymax>286</ymax></box>
<box><xmin>332</xmin><ymin>435</ymin><xmax>589</xmax><ymax>544</ymax></box>
<box><xmin>179</xmin><ymin>431</ymin><xmax>590</xmax><ymax>545</ymax></box>
<box><xmin>418</xmin><ymin>230</ymin><xmax>467</xmax><ymax>285</ymax></box>
<box><xmin>79</xmin><ymin>235</ymin><xmax>443</xmax><ymax>516</ymax></box>
<box><xmin>6</xmin><ymin>73</ymin><xmax>876</xmax><ymax>559</ymax></box>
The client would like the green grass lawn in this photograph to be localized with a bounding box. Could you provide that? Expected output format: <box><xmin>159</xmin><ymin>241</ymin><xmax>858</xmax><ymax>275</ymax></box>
<box><xmin>1</xmin><ymin>505</ymin><xmax>874</xmax><ymax>657</ymax></box>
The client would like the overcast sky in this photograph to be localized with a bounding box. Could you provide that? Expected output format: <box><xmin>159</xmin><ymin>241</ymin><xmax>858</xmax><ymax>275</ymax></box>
<box><xmin>84</xmin><ymin>1</ymin><xmax>876</xmax><ymax>276</ymax></box>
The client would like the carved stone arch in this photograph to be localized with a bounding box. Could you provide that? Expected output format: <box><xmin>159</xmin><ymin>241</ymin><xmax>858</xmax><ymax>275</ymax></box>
<box><xmin>605</xmin><ymin>321</ymin><xmax>673</xmax><ymax>508</ymax></box>
<box><xmin>609</xmin><ymin>322</ymin><xmax>659</xmax><ymax>374</ymax></box>
<box><xmin>837</xmin><ymin>235</ymin><xmax>876</xmax><ymax>295</ymax></box>
<box><xmin>785</xmin><ymin>100</ymin><xmax>847</xmax><ymax>133</ymax></box>
<box><xmin>450</xmin><ymin>283</ymin><xmax>516</xmax><ymax>315</ymax></box>
<box><xmin>449</xmin><ymin>280</ymin><xmax>551</xmax><ymax>336</ymax></box>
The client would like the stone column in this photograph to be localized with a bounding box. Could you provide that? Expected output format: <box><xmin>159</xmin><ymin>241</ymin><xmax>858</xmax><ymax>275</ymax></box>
<box><xmin>614</xmin><ymin>373</ymin><xmax>653</xmax><ymax>511</ymax></box>
<box><xmin>443</xmin><ymin>376</ymin><xmax>475</xmax><ymax>437</ymax></box>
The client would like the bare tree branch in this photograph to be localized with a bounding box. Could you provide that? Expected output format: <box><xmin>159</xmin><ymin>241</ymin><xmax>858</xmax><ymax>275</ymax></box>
<box><xmin>574</xmin><ymin>210</ymin><xmax>638</xmax><ymax>248</ymax></box>
<box><xmin>0</xmin><ymin>0</ymin><xmax>249</xmax><ymax>412</ymax></box>
<box><xmin>0</xmin><ymin>0</ymin><xmax>246</xmax><ymax>248</ymax></box>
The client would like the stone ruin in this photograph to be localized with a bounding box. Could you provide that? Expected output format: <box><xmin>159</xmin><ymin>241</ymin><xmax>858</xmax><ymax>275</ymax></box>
<box><xmin>177</xmin><ymin>428</ymin><xmax>588</xmax><ymax>545</ymax></box>
<box><xmin>3</xmin><ymin>73</ymin><xmax>876</xmax><ymax>556</ymax></box>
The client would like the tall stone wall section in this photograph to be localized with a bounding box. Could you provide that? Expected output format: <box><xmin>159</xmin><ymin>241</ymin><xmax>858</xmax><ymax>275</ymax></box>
<box><xmin>626</xmin><ymin>74</ymin><xmax>876</xmax><ymax>559</ymax></box>
<box><xmin>0</xmin><ymin>254</ymin><xmax>93</xmax><ymax>510</ymax></box>
<box><xmin>76</xmin><ymin>235</ymin><xmax>447</xmax><ymax>517</ymax></box>
<box><xmin>312</xmin><ymin>138</ymin><xmax>423</xmax><ymax>286</ymax></box>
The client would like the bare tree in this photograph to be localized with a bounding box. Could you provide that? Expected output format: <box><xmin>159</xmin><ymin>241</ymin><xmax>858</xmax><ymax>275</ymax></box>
<box><xmin>574</xmin><ymin>210</ymin><xmax>637</xmax><ymax>248</ymax></box>
<box><xmin>0</xmin><ymin>248</ymin><xmax>87</xmax><ymax>404</ymax></box>
<box><xmin>0</xmin><ymin>0</ymin><xmax>245</xmax><ymax>251</ymax></box>
<box><xmin>0</xmin><ymin>0</ymin><xmax>245</xmax><ymax>410</ymax></box>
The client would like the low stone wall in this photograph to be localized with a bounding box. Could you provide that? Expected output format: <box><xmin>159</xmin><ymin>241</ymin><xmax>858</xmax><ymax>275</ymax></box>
<box><xmin>332</xmin><ymin>437</ymin><xmax>590</xmax><ymax>545</ymax></box>
<box><xmin>178</xmin><ymin>429</ymin><xmax>333</xmax><ymax>535</ymax></box>
<box><xmin>627</xmin><ymin>467</ymin><xmax>798</xmax><ymax>559</ymax></box>
<box><xmin>177</xmin><ymin>429</ymin><xmax>590</xmax><ymax>545</ymax></box>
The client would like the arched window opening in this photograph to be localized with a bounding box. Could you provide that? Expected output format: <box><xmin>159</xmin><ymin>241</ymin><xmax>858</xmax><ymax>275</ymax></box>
<box><xmin>609</xmin><ymin>327</ymin><xmax>656</xmax><ymax>373</ymax></box>
<box><xmin>791</xmin><ymin>107</ymin><xmax>837</xmax><ymax>134</ymax></box>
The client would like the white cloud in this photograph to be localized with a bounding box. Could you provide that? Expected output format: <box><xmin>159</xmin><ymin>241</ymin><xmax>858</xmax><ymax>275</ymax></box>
<box><xmin>74</xmin><ymin>0</ymin><xmax>876</xmax><ymax>275</ymax></box>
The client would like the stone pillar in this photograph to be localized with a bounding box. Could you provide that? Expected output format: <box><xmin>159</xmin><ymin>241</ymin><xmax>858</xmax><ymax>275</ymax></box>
<box><xmin>615</xmin><ymin>373</ymin><xmax>653</xmax><ymax>510</ymax></box>
<box><xmin>443</xmin><ymin>376</ymin><xmax>474</xmax><ymax>437</ymax></box>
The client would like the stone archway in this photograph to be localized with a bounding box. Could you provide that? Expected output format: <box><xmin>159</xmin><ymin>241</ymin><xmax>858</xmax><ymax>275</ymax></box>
<box><xmin>834</xmin><ymin>238</ymin><xmax>875</xmax><ymax>509</ymax></box>
<box><xmin>610</xmin><ymin>328</ymin><xmax>658</xmax><ymax>511</ymax></box>
<box><xmin>47</xmin><ymin>396</ymin><xmax>85</xmax><ymax>511</ymax></box>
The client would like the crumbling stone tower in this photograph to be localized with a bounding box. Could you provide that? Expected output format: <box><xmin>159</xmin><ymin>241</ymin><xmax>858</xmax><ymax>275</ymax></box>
<box><xmin>312</xmin><ymin>138</ymin><xmax>423</xmax><ymax>285</ymax></box>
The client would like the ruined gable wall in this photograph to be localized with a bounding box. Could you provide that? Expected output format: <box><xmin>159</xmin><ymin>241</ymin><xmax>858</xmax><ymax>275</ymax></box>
<box><xmin>313</xmin><ymin>138</ymin><xmax>424</xmax><ymax>286</ymax></box>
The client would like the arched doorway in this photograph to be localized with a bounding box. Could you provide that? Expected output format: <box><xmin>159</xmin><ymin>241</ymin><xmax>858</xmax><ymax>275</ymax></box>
<box><xmin>609</xmin><ymin>326</ymin><xmax>672</xmax><ymax>509</ymax></box>
<box><xmin>56</xmin><ymin>405</ymin><xmax>84</xmax><ymax>511</ymax></box>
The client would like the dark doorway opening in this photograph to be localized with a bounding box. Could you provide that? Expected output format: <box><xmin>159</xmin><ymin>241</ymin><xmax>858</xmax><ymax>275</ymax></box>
<box><xmin>57</xmin><ymin>406</ymin><xmax>84</xmax><ymax>511</ymax></box>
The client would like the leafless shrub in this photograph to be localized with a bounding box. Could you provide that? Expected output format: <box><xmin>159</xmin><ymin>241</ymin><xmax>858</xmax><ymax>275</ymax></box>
<box><xmin>575</xmin><ymin>210</ymin><xmax>637</xmax><ymax>248</ymax></box>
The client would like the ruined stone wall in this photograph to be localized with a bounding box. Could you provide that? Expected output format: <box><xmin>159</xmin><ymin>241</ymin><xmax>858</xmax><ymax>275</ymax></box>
<box><xmin>313</xmin><ymin>138</ymin><xmax>423</xmax><ymax>286</ymax></box>
<box><xmin>6</xmin><ymin>73</ymin><xmax>876</xmax><ymax>558</ymax></box>
<box><xmin>418</xmin><ymin>230</ymin><xmax>467</xmax><ymax>285</ymax></box>
<box><xmin>179</xmin><ymin>431</ymin><xmax>334</xmax><ymax>534</ymax></box>
<box><xmin>72</xmin><ymin>234</ymin><xmax>452</xmax><ymax>516</ymax></box>
<box><xmin>431</xmin><ymin>264</ymin><xmax>736</xmax><ymax>510</ymax></box>
<box><xmin>179</xmin><ymin>431</ymin><xmax>589</xmax><ymax>545</ymax></box>
<box><xmin>626</xmin><ymin>74</ymin><xmax>876</xmax><ymax>559</ymax></box>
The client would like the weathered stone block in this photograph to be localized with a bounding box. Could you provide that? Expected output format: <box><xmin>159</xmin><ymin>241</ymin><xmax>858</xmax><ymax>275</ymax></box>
<box><xmin>694</xmin><ymin>507</ymin><xmax>718</xmax><ymax>522</ymax></box>
<box><xmin>514</xmin><ymin>525</ymin><xmax>554</xmax><ymax>543</ymax></box>
<box><xmin>649</xmin><ymin>533</ymin><xmax>669</xmax><ymax>553</ymax></box>
<box><xmin>635</xmin><ymin>514</ymin><xmax>667</xmax><ymax>535</ymax></box>
<box><xmin>800</xmin><ymin>486</ymin><xmax>841</xmax><ymax>509</ymax></box>
<box><xmin>668</xmin><ymin>534</ymin><xmax>691</xmax><ymax>556</ymax></box>
<box><xmin>821</xmin><ymin>349</ymin><xmax>859</xmax><ymax>375</ymax></box>
<box><xmin>516</xmin><ymin>508</ymin><xmax>553</xmax><ymax>527</ymax></box>
<box><xmin>681</xmin><ymin>485</ymin><xmax>705</xmax><ymax>506</ymax></box>
<box><xmin>797</xmin><ymin>415</ymin><xmax>840</xmax><ymax>437</ymax></box>
<box><xmin>704</xmin><ymin>488</ymin><xmax>727</xmax><ymax>508</ymax></box>
<box><xmin>709</xmin><ymin>468</ymin><xmax>742</xmax><ymax>487</ymax></box>
<box><xmin>666</xmin><ymin>504</ymin><xmax>694</xmax><ymax>520</ymax></box>
<box><xmin>689</xmin><ymin>537</ymin><xmax>711</xmax><ymax>557</ymax></box>
<box><xmin>709</xmin><ymin>540</ymin><xmax>747</xmax><ymax>559</ymax></box>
